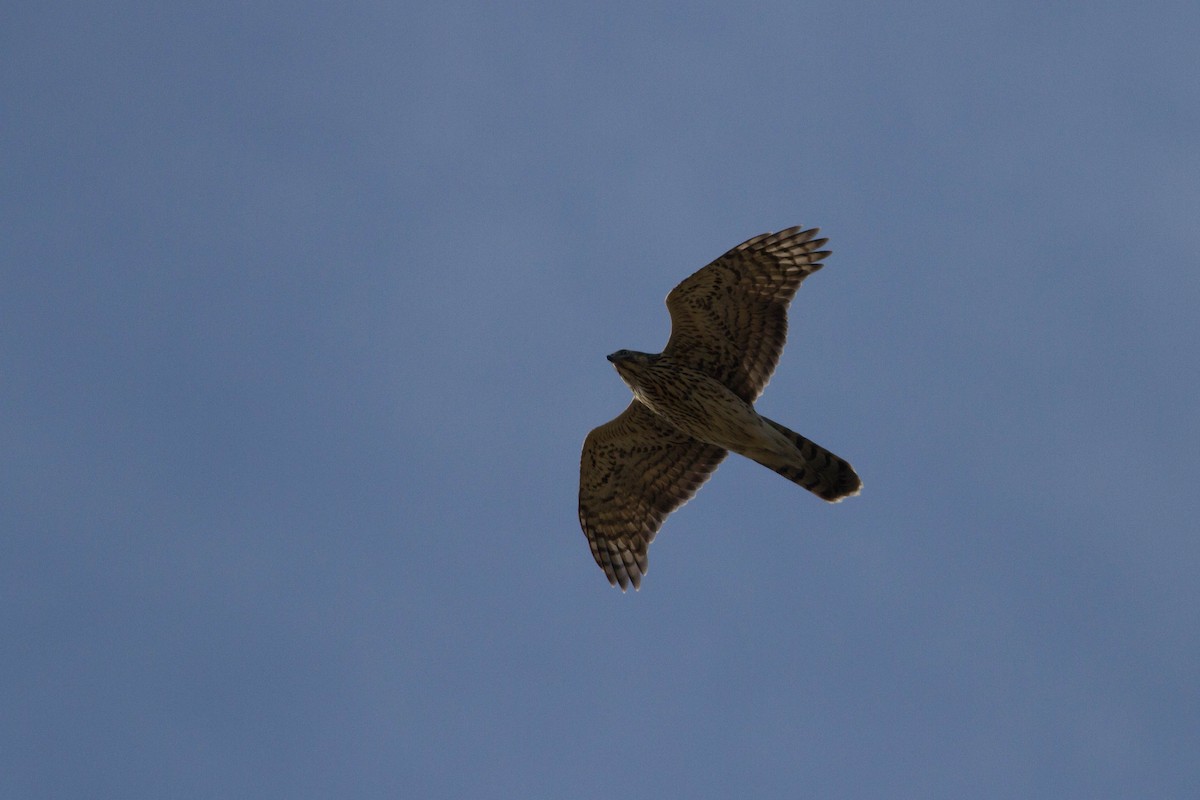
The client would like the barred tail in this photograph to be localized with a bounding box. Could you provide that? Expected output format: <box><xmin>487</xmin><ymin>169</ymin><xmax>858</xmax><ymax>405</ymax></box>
<box><xmin>755</xmin><ymin>417</ymin><xmax>862</xmax><ymax>502</ymax></box>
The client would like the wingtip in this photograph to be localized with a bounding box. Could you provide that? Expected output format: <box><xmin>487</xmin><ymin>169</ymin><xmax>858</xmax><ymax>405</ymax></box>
<box><xmin>606</xmin><ymin>571</ymin><xmax>642</xmax><ymax>592</ymax></box>
<box><xmin>597</xmin><ymin>542</ymin><xmax>646</xmax><ymax>591</ymax></box>
<box><xmin>610</xmin><ymin>564</ymin><xmax>644</xmax><ymax>591</ymax></box>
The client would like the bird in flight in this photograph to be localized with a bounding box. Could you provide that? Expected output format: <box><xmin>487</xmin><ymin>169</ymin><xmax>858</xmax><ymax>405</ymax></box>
<box><xmin>577</xmin><ymin>226</ymin><xmax>861</xmax><ymax>590</ymax></box>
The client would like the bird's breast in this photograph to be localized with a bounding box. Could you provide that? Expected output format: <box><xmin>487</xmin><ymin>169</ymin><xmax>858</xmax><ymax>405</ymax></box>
<box><xmin>626</xmin><ymin>363</ymin><xmax>766</xmax><ymax>450</ymax></box>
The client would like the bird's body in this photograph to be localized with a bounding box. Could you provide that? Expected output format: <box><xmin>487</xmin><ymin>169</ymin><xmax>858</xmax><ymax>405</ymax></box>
<box><xmin>578</xmin><ymin>226</ymin><xmax>861</xmax><ymax>590</ymax></box>
<box><xmin>612</xmin><ymin>352</ymin><xmax>788</xmax><ymax>461</ymax></box>
<box><xmin>608</xmin><ymin>349</ymin><xmax>859</xmax><ymax>524</ymax></box>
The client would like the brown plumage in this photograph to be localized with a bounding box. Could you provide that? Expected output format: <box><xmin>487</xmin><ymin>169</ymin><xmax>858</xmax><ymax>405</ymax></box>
<box><xmin>578</xmin><ymin>226</ymin><xmax>861</xmax><ymax>590</ymax></box>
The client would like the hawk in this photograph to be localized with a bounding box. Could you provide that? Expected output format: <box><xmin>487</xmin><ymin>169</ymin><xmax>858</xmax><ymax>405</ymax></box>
<box><xmin>578</xmin><ymin>226</ymin><xmax>861</xmax><ymax>590</ymax></box>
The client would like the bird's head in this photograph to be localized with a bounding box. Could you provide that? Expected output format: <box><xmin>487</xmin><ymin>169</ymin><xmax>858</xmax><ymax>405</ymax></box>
<box><xmin>606</xmin><ymin>349</ymin><xmax>654</xmax><ymax>366</ymax></box>
<box><xmin>606</xmin><ymin>349</ymin><xmax>655</xmax><ymax>383</ymax></box>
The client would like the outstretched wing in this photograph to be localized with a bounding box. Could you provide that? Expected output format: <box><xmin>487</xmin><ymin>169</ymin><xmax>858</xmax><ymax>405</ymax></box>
<box><xmin>663</xmin><ymin>226</ymin><xmax>830</xmax><ymax>402</ymax></box>
<box><xmin>578</xmin><ymin>401</ymin><xmax>727</xmax><ymax>590</ymax></box>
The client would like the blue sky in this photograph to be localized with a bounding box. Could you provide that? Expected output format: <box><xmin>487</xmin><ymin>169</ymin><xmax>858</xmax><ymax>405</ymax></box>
<box><xmin>4</xmin><ymin>2</ymin><xmax>1198</xmax><ymax>797</ymax></box>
